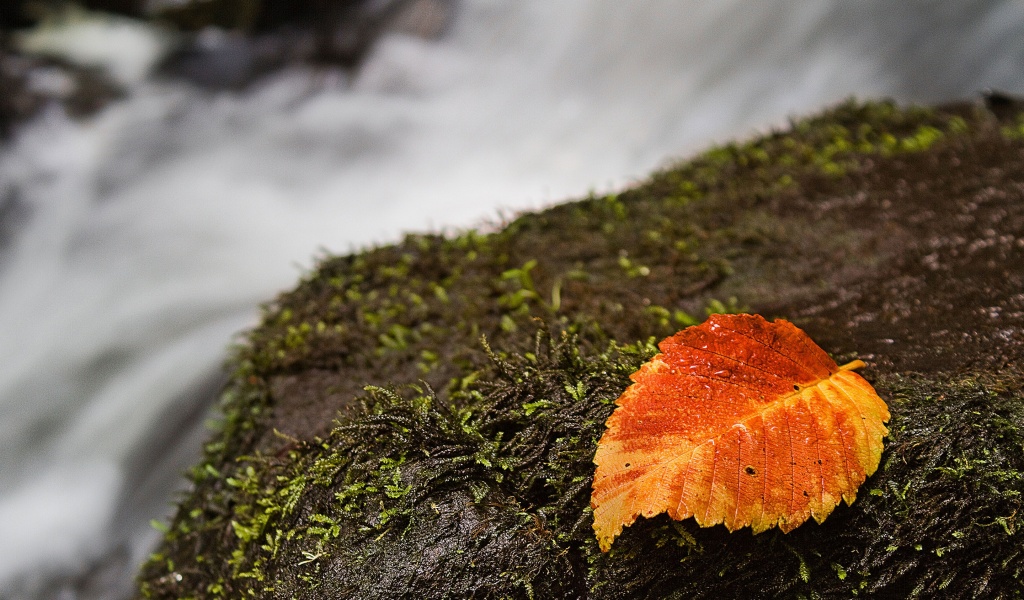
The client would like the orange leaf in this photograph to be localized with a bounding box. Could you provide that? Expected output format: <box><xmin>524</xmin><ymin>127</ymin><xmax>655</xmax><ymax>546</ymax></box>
<box><xmin>591</xmin><ymin>313</ymin><xmax>889</xmax><ymax>552</ymax></box>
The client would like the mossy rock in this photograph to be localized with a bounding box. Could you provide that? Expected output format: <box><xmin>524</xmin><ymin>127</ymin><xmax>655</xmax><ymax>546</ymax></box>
<box><xmin>138</xmin><ymin>99</ymin><xmax>1024</xmax><ymax>599</ymax></box>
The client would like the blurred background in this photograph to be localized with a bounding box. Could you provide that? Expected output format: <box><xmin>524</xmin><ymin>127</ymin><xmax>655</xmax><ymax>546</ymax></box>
<box><xmin>1</xmin><ymin>1</ymin><xmax>1023</xmax><ymax>598</ymax></box>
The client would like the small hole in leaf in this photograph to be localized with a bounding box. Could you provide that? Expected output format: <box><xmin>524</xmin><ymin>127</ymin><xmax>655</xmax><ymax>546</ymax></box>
<box><xmin>793</xmin><ymin>384</ymin><xmax>800</xmax><ymax>391</ymax></box>
<box><xmin>744</xmin><ymin>466</ymin><xmax>757</xmax><ymax>476</ymax></box>
<box><xmin>624</xmin><ymin>463</ymin><xmax>631</xmax><ymax>468</ymax></box>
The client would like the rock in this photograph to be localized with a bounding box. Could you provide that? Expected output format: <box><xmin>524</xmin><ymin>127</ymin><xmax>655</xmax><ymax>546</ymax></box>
<box><xmin>138</xmin><ymin>100</ymin><xmax>1024</xmax><ymax>599</ymax></box>
<box><xmin>0</xmin><ymin>43</ymin><xmax>44</xmax><ymax>138</ymax></box>
<box><xmin>12</xmin><ymin>5</ymin><xmax>174</xmax><ymax>86</ymax></box>
<box><xmin>155</xmin><ymin>27</ymin><xmax>314</xmax><ymax>90</ymax></box>
<box><xmin>0</xmin><ymin>40</ymin><xmax>125</xmax><ymax>138</ymax></box>
<box><xmin>0</xmin><ymin>1</ymin><xmax>456</xmax><ymax>131</ymax></box>
<box><xmin>0</xmin><ymin>2</ymin><xmax>36</xmax><ymax>29</ymax></box>
<box><xmin>0</xmin><ymin>180</ymin><xmax>28</xmax><ymax>252</ymax></box>
<box><xmin>154</xmin><ymin>0</ymin><xmax>458</xmax><ymax>88</ymax></box>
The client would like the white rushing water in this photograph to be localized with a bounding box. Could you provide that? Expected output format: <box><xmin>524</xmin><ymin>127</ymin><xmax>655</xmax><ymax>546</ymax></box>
<box><xmin>2</xmin><ymin>1</ymin><xmax>1024</xmax><ymax>596</ymax></box>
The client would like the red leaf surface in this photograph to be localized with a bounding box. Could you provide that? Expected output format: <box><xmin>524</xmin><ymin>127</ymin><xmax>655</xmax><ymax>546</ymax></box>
<box><xmin>591</xmin><ymin>313</ymin><xmax>889</xmax><ymax>552</ymax></box>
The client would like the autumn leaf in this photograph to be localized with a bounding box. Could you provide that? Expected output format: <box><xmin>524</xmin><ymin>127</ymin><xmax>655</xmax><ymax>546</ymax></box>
<box><xmin>591</xmin><ymin>313</ymin><xmax>889</xmax><ymax>552</ymax></box>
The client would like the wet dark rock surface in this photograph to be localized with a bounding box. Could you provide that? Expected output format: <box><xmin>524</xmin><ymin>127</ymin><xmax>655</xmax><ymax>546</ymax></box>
<box><xmin>139</xmin><ymin>99</ymin><xmax>1024</xmax><ymax>598</ymax></box>
<box><xmin>730</xmin><ymin>106</ymin><xmax>1024</xmax><ymax>376</ymax></box>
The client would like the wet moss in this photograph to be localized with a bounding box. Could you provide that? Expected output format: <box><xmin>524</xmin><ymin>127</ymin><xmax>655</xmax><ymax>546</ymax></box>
<box><xmin>139</xmin><ymin>99</ymin><xmax>1024</xmax><ymax>598</ymax></box>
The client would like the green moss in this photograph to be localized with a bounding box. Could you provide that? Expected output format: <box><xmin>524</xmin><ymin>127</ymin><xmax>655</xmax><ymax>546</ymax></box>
<box><xmin>999</xmin><ymin>111</ymin><xmax>1024</xmax><ymax>140</ymax></box>
<box><xmin>140</xmin><ymin>99</ymin><xmax>1024</xmax><ymax>598</ymax></box>
<box><xmin>191</xmin><ymin>349</ymin><xmax>1024</xmax><ymax>598</ymax></box>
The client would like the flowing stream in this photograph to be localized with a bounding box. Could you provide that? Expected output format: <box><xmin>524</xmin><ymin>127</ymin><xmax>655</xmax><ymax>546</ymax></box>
<box><xmin>2</xmin><ymin>1</ymin><xmax>1023</xmax><ymax>597</ymax></box>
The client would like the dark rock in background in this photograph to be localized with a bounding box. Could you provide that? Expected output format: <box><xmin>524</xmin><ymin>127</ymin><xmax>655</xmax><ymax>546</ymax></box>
<box><xmin>0</xmin><ymin>41</ymin><xmax>44</xmax><ymax>137</ymax></box>
<box><xmin>155</xmin><ymin>0</ymin><xmax>456</xmax><ymax>88</ymax></box>
<box><xmin>0</xmin><ymin>182</ymin><xmax>28</xmax><ymax>253</ymax></box>
<box><xmin>0</xmin><ymin>36</ymin><xmax>125</xmax><ymax>138</ymax></box>
<box><xmin>0</xmin><ymin>0</ymin><xmax>457</xmax><ymax>133</ymax></box>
